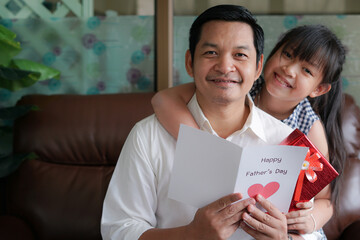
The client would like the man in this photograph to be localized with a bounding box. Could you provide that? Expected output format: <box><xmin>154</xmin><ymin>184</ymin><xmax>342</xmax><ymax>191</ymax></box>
<box><xmin>102</xmin><ymin>5</ymin><xmax>296</xmax><ymax>240</ymax></box>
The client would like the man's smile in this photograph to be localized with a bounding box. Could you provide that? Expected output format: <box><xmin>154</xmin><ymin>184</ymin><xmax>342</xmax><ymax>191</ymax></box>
<box><xmin>206</xmin><ymin>76</ymin><xmax>242</xmax><ymax>84</ymax></box>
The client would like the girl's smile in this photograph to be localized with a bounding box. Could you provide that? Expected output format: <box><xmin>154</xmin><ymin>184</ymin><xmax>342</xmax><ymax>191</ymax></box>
<box><xmin>273</xmin><ymin>72</ymin><xmax>293</xmax><ymax>88</ymax></box>
<box><xmin>263</xmin><ymin>46</ymin><xmax>324</xmax><ymax>103</ymax></box>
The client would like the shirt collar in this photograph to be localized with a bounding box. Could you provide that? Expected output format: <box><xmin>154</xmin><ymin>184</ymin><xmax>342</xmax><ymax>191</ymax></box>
<box><xmin>187</xmin><ymin>93</ymin><xmax>267</xmax><ymax>142</ymax></box>
<box><xmin>187</xmin><ymin>94</ymin><xmax>215</xmax><ymax>135</ymax></box>
<box><xmin>244</xmin><ymin>94</ymin><xmax>267</xmax><ymax>142</ymax></box>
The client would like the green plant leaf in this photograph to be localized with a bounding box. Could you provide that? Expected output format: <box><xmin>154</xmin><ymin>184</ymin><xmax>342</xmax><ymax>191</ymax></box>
<box><xmin>0</xmin><ymin>25</ymin><xmax>21</xmax><ymax>66</ymax></box>
<box><xmin>0</xmin><ymin>24</ymin><xmax>16</xmax><ymax>39</ymax></box>
<box><xmin>0</xmin><ymin>66</ymin><xmax>40</xmax><ymax>91</ymax></box>
<box><xmin>0</xmin><ymin>105</ymin><xmax>39</xmax><ymax>120</ymax></box>
<box><xmin>0</xmin><ymin>152</ymin><xmax>37</xmax><ymax>177</ymax></box>
<box><xmin>12</xmin><ymin>59</ymin><xmax>60</xmax><ymax>81</ymax></box>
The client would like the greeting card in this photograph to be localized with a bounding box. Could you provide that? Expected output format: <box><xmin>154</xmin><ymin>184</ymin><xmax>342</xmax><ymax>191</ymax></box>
<box><xmin>168</xmin><ymin>125</ymin><xmax>308</xmax><ymax>212</ymax></box>
<box><xmin>280</xmin><ymin>129</ymin><xmax>339</xmax><ymax>212</ymax></box>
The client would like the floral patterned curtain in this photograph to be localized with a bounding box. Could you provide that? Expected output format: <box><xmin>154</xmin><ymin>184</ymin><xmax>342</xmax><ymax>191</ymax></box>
<box><xmin>1</xmin><ymin>14</ymin><xmax>360</xmax><ymax>108</ymax></box>
<box><xmin>174</xmin><ymin>15</ymin><xmax>360</xmax><ymax>104</ymax></box>
<box><xmin>0</xmin><ymin>15</ymin><xmax>154</xmax><ymax>108</ymax></box>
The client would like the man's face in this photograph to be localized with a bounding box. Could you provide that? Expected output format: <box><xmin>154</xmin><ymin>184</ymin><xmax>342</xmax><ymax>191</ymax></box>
<box><xmin>186</xmin><ymin>20</ymin><xmax>263</xmax><ymax>107</ymax></box>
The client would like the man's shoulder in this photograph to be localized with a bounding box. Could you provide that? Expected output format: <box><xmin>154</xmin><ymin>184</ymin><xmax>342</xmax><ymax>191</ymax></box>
<box><xmin>131</xmin><ymin>114</ymin><xmax>171</xmax><ymax>138</ymax></box>
<box><xmin>255</xmin><ymin>108</ymin><xmax>293</xmax><ymax>143</ymax></box>
<box><xmin>135</xmin><ymin>113</ymin><xmax>157</xmax><ymax>126</ymax></box>
<box><xmin>133</xmin><ymin>114</ymin><xmax>160</xmax><ymax>132</ymax></box>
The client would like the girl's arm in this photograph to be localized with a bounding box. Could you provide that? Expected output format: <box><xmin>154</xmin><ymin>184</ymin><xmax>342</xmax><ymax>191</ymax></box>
<box><xmin>307</xmin><ymin>120</ymin><xmax>329</xmax><ymax>160</ymax></box>
<box><xmin>151</xmin><ymin>82</ymin><xmax>198</xmax><ymax>139</ymax></box>
<box><xmin>286</xmin><ymin>120</ymin><xmax>333</xmax><ymax>234</ymax></box>
<box><xmin>307</xmin><ymin>120</ymin><xmax>333</xmax><ymax>228</ymax></box>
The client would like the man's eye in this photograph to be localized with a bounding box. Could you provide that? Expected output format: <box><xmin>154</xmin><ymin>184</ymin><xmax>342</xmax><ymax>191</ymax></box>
<box><xmin>235</xmin><ymin>53</ymin><xmax>246</xmax><ymax>58</ymax></box>
<box><xmin>204</xmin><ymin>51</ymin><xmax>217</xmax><ymax>55</ymax></box>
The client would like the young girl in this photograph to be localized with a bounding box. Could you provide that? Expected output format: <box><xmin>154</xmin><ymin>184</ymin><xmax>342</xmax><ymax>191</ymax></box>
<box><xmin>152</xmin><ymin>24</ymin><xmax>346</xmax><ymax>239</ymax></box>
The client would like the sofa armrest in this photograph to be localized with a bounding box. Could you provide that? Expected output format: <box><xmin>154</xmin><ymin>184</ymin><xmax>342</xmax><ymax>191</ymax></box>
<box><xmin>0</xmin><ymin>215</ymin><xmax>35</xmax><ymax>240</ymax></box>
<box><xmin>339</xmin><ymin>219</ymin><xmax>360</xmax><ymax>240</ymax></box>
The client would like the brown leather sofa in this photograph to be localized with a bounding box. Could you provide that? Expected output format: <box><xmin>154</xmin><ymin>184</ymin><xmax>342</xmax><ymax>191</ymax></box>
<box><xmin>323</xmin><ymin>93</ymin><xmax>360</xmax><ymax>240</ymax></box>
<box><xmin>0</xmin><ymin>92</ymin><xmax>359</xmax><ymax>240</ymax></box>
<box><xmin>0</xmin><ymin>92</ymin><xmax>155</xmax><ymax>240</ymax></box>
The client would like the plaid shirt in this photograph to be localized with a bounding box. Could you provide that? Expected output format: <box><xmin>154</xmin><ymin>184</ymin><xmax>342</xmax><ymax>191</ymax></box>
<box><xmin>250</xmin><ymin>77</ymin><xmax>320</xmax><ymax>135</ymax></box>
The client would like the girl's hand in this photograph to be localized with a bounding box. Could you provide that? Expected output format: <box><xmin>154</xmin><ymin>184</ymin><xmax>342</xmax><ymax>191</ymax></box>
<box><xmin>286</xmin><ymin>201</ymin><xmax>315</xmax><ymax>234</ymax></box>
<box><xmin>240</xmin><ymin>194</ymin><xmax>288</xmax><ymax>240</ymax></box>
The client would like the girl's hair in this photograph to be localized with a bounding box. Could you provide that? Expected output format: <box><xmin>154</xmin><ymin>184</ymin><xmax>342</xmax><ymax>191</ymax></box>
<box><xmin>267</xmin><ymin>25</ymin><xmax>347</xmax><ymax>209</ymax></box>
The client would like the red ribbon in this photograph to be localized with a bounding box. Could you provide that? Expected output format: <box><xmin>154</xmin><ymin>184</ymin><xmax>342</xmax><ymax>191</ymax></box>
<box><xmin>294</xmin><ymin>150</ymin><xmax>323</xmax><ymax>201</ymax></box>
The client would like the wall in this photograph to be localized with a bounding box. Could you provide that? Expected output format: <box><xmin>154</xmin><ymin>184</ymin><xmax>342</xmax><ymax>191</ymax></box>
<box><xmin>0</xmin><ymin>16</ymin><xmax>154</xmax><ymax>108</ymax></box>
<box><xmin>1</xmin><ymin>14</ymin><xmax>360</xmax><ymax>107</ymax></box>
<box><xmin>174</xmin><ymin>15</ymin><xmax>360</xmax><ymax>104</ymax></box>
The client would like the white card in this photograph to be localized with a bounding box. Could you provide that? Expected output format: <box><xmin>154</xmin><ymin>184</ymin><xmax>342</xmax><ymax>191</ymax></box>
<box><xmin>168</xmin><ymin>124</ymin><xmax>308</xmax><ymax>213</ymax></box>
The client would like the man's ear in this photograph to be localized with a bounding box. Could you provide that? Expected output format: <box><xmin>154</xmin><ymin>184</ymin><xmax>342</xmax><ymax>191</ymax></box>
<box><xmin>255</xmin><ymin>54</ymin><xmax>264</xmax><ymax>80</ymax></box>
<box><xmin>309</xmin><ymin>83</ymin><xmax>332</xmax><ymax>98</ymax></box>
<box><xmin>185</xmin><ymin>50</ymin><xmax>194</xmax><ymax>77</ymax></box>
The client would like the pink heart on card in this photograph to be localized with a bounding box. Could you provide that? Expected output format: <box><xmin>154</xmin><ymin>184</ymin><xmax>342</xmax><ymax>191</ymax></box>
<box><xmin>247</xmin><ymin>182</ymin><xmax>280</xmax><ymax>199</ymax></box>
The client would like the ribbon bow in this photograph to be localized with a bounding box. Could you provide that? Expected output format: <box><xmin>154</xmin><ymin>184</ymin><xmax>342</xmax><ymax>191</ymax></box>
<box><xmin>294</xmin><ymin>150</ymin><xmax>323</xmax><ymax>201</ymax></box>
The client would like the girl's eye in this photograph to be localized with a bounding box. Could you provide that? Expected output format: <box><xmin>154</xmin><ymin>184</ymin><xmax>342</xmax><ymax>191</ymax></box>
<box><xmin>282</xmin><ymin>50</ymin><xmax>292</xmax><ymax>59</ymax></box>
<box><xmin>303</xmin><ymin>67</ymin><xmax>313</xmax><ymax>76</ymax></box>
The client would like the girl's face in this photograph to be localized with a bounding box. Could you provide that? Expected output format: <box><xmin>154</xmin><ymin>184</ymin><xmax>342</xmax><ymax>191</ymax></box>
<box><xmin>263</xmin><ymin>45</ymin><xmax>329</xmax><ymax>103</ymax></box>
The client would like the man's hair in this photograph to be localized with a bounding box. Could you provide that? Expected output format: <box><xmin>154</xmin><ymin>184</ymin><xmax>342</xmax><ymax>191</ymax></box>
<box><xmin>189</xmin><ymin>4</ymin><xmax>264</xmax><ymax>66</ymax></box>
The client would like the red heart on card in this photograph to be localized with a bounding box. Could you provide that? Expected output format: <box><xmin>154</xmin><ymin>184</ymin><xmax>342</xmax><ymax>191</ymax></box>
<box><xmin>247</xmin><ymin>182</ymin><xmax>280</xmax><ymax>199</ymax></box>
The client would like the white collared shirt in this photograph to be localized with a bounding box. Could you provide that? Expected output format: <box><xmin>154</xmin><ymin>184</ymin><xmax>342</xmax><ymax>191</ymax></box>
<box><xmin>101</xmin><ymin>93</ymin><xmax>294</xmax><ymax>240</ymax></box>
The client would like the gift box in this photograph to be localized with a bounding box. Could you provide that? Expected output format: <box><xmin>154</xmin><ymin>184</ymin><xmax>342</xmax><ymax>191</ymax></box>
<box><xmin>280</xmin><ymin>129</ymin><xmax>339</xmax><ymax>212</ymax></box>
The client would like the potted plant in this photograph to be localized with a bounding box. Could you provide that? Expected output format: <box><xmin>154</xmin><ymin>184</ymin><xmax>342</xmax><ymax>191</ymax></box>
<box><xmin>0</xmin><ymin>24</ymin><xmax>60</xmax><ymax>177</ymax></box>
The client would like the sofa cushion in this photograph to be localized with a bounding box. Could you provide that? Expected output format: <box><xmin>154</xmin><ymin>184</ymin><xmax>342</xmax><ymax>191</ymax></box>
<box><xmin>7</xmin><ymin>92</ymin><xmax>154</xmax><ymax>240</ymax></box>
<box><xmin>0</xmin><ymin>215</ymin><xmax>35</xmax><ymax>240</ymax></box>
<box><xmin>341</xmin><ymin>93</ymin><xmax>360</xmax><ymax>158</ymax></box>
<box><xmin>339</xmin><ymin>219</ymin><xmax>360</xmax><ymax>240</ymax></box>
<box><xmin>323</xmin><ymin>94</ymin><xmax>360</xmax><ymax>240</ymax></box>
<box><xmin>6</xmin><ymin>159</ymin><xmax>113</xmax><ymax>240</ymax></box>
<box><xmin>13</xmin><ymin>93</ymin><xmax>155</xmax><ymax>165</ymax></box>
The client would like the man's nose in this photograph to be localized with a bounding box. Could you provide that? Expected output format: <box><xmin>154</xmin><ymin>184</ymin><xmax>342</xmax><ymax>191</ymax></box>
<box><xmin>214</xmin><ymin>55</ymin><xmax>236</xmax><ymax>74</ymax></box>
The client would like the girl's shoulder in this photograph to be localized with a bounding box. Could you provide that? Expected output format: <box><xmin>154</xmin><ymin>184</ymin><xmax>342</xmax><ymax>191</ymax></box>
<box><xmin>249</xmin><ymin>77</ymin><xmax>265</xmax><ymax>101</ymax></box>
<box><xmin>282</xmin><ymin>98</ymin><xmax>320</xmax><ymax>135</ymax></box>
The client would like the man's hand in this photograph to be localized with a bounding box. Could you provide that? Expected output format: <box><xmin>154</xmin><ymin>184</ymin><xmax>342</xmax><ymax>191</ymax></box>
<box><xmin>286</xmin><ymin>201</ymin><xmax>315</xmax><ymax>234</ymax></box>
<box><xmin>240</xmin><ymin>194</ymin><xmax>288</xmax><ymax>240</ymax></box>
<box><xmin>187</xmin><ymin>193</ymin><xmax>255</xmax><ymax>240</ymax></box>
